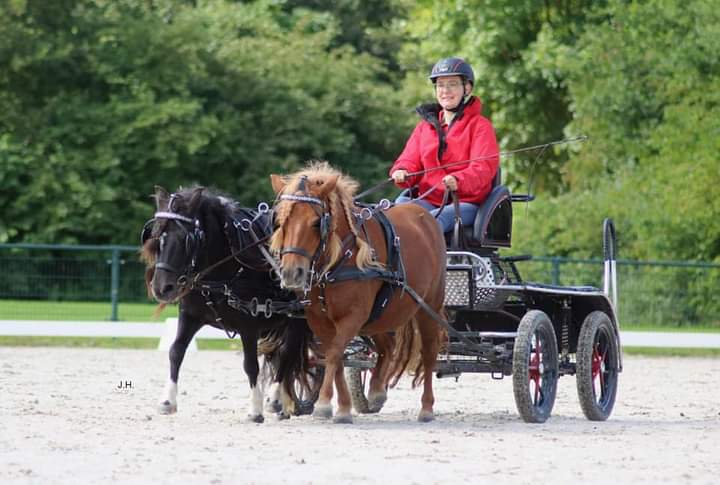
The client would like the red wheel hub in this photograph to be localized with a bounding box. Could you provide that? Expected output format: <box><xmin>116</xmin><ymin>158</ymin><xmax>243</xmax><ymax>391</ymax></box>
<box><xmin>528</xmin><ymin>337</ymin><xmax>542</xmax><ymax>403</ymax></box>
<box><xmin>591</xmin><ymin>343</ymin><xmax>607</xmax><ymax>389</ymax></box>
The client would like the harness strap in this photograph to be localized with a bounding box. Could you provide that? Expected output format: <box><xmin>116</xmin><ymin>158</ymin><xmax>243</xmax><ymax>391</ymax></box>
<box><xmin>323</xmin><ymin>209</ymin><xmax>405</xmax><ymax>326</ymax></box>
<box><xmin>400</xmin><ymin>284</ymin><xmax>491</xmax><ymax>355</ymax></box>
<box><xmin>200</xmin><ymin>289</ymin><xmax>238</xmax><ymax>339</ymax></box>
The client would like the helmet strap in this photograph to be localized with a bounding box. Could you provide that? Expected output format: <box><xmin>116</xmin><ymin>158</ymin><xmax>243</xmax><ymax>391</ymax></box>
<box><xmin>446</xmin><ymin>96</ymin><xmax>466</xmax><ymax>113</ymax></box>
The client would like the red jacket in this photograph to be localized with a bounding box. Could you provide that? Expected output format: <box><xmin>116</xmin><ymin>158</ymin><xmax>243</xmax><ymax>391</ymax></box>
<box><xmin>390</xmin><ymin>96</ymin><xmax>499</xmax><ymax>206</ymax></box>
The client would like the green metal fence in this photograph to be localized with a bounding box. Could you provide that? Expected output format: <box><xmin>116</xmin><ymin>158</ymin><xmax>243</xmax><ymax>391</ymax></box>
<box><xmin>0</xmin><ymin>243</ymin><xmax>164</xmax><ymax>322</ymax></box>
<box><xmin>0</xmin><ymin>244</ymin><xmax>718</xmax><ymax>327</ymax></box>
<box><xmin>521</xmin><ymin>257</ymin><xmax>720</xmax><ymax>328</ymax></box>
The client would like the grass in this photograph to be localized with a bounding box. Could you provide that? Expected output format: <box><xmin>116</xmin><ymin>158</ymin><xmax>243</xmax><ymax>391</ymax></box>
<box><xmin>622</xmin><ymin>346</ymin><xmax>720</xmax><ymax>357</ymax></box>
<box><xmin>1</xmin><ymin>299</ymin><xmax>718</xmax><ymax>331</ymax></box>
<box><xmin>1</xmin><ymin>336</ymin><xmax>718</xmax><ymax>357</ymax></box>
<box><xmin>0</xmin><ymin>336</ymin><xmax>241</xmax><ymax>350</ymax></box>
<box><xmin>621</xmin><ymin>324</ymin><xmax>720</xmax><ymax>333</ymax></box>
<box><xmin>0</xmin><ymin>299</ymin><xmax>178</xmax><ymax>322</ymax></box>
<box><xmin>1</xmin><ymin>299</ymin><xmax>718</xmax><ymax>356</ymax></box>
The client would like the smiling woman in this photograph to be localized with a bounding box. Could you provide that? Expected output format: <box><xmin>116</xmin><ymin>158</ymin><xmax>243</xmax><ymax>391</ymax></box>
<box><xmin>389</xmin><ymin>57</ymin><xmax>500</xmax><ymax>234</ymax></box>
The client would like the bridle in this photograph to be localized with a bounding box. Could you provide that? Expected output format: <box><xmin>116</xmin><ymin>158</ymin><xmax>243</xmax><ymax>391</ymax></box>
<box><xmin>276</xmin><ymin>176</ymin><xmax>332</xmax><ymax>287</ymax></box>
<box><xmin>142</xmin><ymin>195</ymin><xmax>281</xmax><ymax>294</ymax></box>
<box><xmin>141</xmin><ymin>196</ymin><xmax>206</xmax><ymax>289</ymax></box>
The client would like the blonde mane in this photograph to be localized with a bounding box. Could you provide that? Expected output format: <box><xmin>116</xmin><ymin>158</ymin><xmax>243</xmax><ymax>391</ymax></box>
<box><xmin>270</xmin><ymin>161</ymin><xmax>383</xmax><ymax>274</ymax></box>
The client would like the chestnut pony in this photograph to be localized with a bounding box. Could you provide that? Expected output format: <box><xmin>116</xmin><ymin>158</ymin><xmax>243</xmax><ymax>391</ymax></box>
<box><xmin>270</xmin><ymin>162</ymin><xmax>446</xmax><ymax>423</ymax></box>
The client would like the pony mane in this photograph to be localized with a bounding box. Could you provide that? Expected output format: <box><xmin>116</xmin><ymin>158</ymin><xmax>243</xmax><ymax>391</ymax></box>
<box><xmin>270</xmin><ymin>161</ymin><xmax>382</xmax><ymax>273</ymax></box>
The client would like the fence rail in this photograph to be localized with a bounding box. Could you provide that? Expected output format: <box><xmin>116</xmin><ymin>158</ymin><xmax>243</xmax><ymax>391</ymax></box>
<box><xmin>0</xmin><ymin>244</ymin><xmax>718</xmax><ymax>328</ymax></box>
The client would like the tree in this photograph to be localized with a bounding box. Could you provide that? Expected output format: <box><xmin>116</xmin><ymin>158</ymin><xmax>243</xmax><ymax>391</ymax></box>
<box><xmin>397</xmin><ymin>0</ymin><xmax>604</xmax><ymax>194</ymax></box>
<box><xmin>514</xmin><ymin>0</ymin><xmax>720</xmax><ymax>263</ymax></box>
<box><xmin>0</xmin><ymin>0</ymin><xmax>409</xmax><ymax>244</ymax></box>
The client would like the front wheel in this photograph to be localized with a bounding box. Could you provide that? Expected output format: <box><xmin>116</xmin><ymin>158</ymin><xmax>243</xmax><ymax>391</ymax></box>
<box><xmin>512</xmin><ymin>310</ymin><xmax>559</xmax><ymax>423</ymax></box>
<box><xmin>576</xmin><ymin>311</ymin><xmax>619</xmax><ymax>421</ymax></box>
<box><xmin>346</xmin><ymin>367</ymin><xmax>385</xmax><ymax>414</ymax></box>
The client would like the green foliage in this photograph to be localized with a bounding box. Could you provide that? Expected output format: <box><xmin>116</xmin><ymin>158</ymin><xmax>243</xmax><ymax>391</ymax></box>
<box><xmin>274</xmin><ymin>0</ymin><xmax>411</xmax><ymax>78</ymax></box>
<box><xmin>0</xmin><ymin>0</ymin><xmax>409</xmax><ymax>244</ymax></box>
<box><xmin>0</xmin><ymin>0</ymin><xmax>718</xmax><ymax>291</ymax></box>
<box><xmin>515</xmin><ymin>0</ymin><xmax>720</xmax><ymax>264</ymax></box>
<box><xmin>553</xmin><ymin>0</ymin><xmax>720</xmax><ymax>189</ymax></box>
<box><xmin>398</xmin><ymin>0</ymin><xmax>603</xmax><ymax>193</ymax></box>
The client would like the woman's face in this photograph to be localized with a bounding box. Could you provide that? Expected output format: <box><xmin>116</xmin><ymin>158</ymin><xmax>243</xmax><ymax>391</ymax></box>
<box><xmin>434</xmin><ymin>75</ymin><xmax>471</xmax><ymax>110</ymax></box>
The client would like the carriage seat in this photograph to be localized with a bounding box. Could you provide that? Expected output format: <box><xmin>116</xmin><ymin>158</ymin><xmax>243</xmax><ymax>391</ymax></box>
<box><xmin>397</xmin><ymin>169</ymin><xmax>528</xmax><ymax>251</ymax></box>
<box><xmin>446</xmin><ymin>168</ymin><xmax>518</xmax><ymax>251</ymax></box>
<box><xmin>459</xmin><ymin>184</ymin><xmax>512</xmax><ymax>249</ymax></box>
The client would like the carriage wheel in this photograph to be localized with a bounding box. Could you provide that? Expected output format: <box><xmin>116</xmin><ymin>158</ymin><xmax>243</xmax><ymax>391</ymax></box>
<box><xmin>576</xmin><ymin>311</ymin><xmax>619</xmax><ymax>421</ymax></box>
<box><xmin>512</xmin><ymin>310</ymin><xmax>559</xmax><ymax>423</ymax></box>
<box><xmin>346</xmin><ymin>367</ymin><xmax>385</xmax><ymax>414</ymax></box>
<box><xmin>292</xmin><ymin>362</ymin><xmax>324</xmax><ymax>416</ymax></box>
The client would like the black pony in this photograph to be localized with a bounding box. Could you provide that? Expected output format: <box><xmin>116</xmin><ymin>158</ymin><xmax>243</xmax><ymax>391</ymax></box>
<box><xmin>141</xmin><ymin>186</ymin><xmax>314</xmax><ymax>422</ymax></box>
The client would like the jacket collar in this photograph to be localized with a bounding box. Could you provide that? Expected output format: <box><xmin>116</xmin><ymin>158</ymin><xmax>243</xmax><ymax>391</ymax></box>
<box><xmin>415</xmin><ymin>96</ymin><xmax>481</xmax><ymax>125</ymax></box>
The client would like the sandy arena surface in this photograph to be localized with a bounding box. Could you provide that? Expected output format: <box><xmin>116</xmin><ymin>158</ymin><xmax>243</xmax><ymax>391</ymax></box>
<box><xmin>1</xmin><ymin>347</ymin><xmax>718</xmax><ymax>484</ymax></box>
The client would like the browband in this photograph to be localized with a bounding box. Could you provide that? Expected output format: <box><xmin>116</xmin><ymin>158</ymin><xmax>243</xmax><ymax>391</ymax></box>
<box><xmin>280</xmin><ymin>194</ymin><xmax>325</xmax><ymax>207</ymax></box>
<box><xmin>154</xmin><ymin>211</ymin><xmax>194</xmax><ymax>224</ymax></box>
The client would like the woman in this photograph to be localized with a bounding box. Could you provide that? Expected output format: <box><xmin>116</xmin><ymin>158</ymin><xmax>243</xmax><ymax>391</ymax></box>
<box><xmin>390</xmin><ymin>57</ymin><xmax>499</xmax><ymax>233</ymax></box>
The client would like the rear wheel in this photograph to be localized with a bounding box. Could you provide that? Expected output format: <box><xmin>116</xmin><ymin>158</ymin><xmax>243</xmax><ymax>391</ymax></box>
<box><xmin>512</xmin><ymin>310</ymin><xmax>559</xmax><ymax>423</ymax></box>
<box><xmin>576</xmin><ymin>311</ymin><xmax>619</xmax><ymax>421</ymax></box>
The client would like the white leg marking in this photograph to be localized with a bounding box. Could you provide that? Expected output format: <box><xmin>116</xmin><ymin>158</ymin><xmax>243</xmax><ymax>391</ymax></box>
<box><xmin>278</xmin><ymin>384</ymin><xmax>295</xmax><ymax>419</ymax></box>
<box><xmin>157</xmin><ymin>380</ymin><xmax>178</xmax><ymax>414</ymax></box>
<box><xmin>247</xmin><ymin>385</ymin><xmax>264</xmax><ymax>423</ymax></box>
<box><xmin>265</xmin><ymin>382</ymin><xmax>282</xmax><ymax>413</ymax></box>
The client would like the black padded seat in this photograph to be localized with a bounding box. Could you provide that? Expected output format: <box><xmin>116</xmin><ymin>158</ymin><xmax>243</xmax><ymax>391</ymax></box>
<box><xmin>446</xmin><ymin>168</ymin><xmax>513</xmax><ymax>250</ymax></box>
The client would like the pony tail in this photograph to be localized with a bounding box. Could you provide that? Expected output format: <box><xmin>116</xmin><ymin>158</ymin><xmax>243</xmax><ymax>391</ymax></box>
<box><xmin>386</xmin><ymin>318</ymin><xmax>424</xmax><ymax>389</ymax></box>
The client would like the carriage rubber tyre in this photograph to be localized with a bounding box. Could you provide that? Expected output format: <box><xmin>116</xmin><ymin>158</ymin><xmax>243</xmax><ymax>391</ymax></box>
<box><xmin>345</xmin><ymin>367</ymin><xmax>383</xmax><ymax>414</ymax></box>
<box><xmin>576</xmin><ymin>311</ymin><xmax>619</xmax><ymax>421</ymax></box>
<box><xmin>512</xmin><ymin>310</ymin><xmax>559</xmax><ymax>423</ymax></box>
<box><xmin>293</xmin><ymin>365</ymin><xmax>324</xmax><ymax>416</ymax></box>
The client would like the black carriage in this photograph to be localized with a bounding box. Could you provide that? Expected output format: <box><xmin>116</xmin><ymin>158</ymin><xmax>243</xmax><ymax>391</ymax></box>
<box><xmin>345</xmin><ymin>175</ymin><xmax>622</xmax><ymax>423</ymax></box>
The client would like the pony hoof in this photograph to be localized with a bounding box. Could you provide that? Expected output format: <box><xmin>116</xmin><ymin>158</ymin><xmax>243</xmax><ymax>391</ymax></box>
<box><xmin>312</xmin><ymin>404</ymin><xmax>333</xmax><ymax>420</ymax></box>
<box><xmin>265</xmin><ymin>399</ymin><xmax>282</xmax><ymax>414</ymax></box>
<box><xmin>417</xmin><ymin>411</ymin><xmax>435</xmax><ymax>423</ymax></box>
<box><xmin>368</xmin><ymin>392</ymin><xmax>387</xmax><ymax>413</ymax></box>
<box><xmin>333</xmin><ymin>414</ymin><xmax>353</xmax><ymax>424</ymax></box>
<box><xmin>247</xmin><ymin>414</ymin><xmax>265</xmax><ymax>424</ymax></box>
<box><xmin>157</xmin><ymin>401</ymin><xmax>177</xmax><ymax>415</ymax></box>
<box><xmin>277</xmin><ymin>412</ymin><xmax>291</xmax><ymax>421</ymax></box>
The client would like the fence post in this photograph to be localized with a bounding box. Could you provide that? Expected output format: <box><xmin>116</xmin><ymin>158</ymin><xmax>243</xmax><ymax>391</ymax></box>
<box><xmin>551</xmin><ymin>257</ymin><xmax>561</xmax><ymax>285</ymax></box>
<box><xmin>110</xmin><ymin>248</ymin><xmax>120</xmax><ymax>321</ymax></box>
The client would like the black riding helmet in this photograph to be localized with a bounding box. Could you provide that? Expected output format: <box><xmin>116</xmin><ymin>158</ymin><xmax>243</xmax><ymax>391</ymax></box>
<box><xmin>429</xmin><ymin>57</ymin><xmax>475</xmax><ymax>113</ymax></box>
<box><xmin>429</xmin><ymin>57</ymin><xmax>475</xmax><ymax>85</ymax></box>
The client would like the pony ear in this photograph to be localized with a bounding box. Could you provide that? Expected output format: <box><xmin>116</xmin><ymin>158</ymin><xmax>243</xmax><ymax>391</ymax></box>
<box><xmin>188</xmin><ymin>187</ymin><xmax>205</xmax><ymax>212</ymax></box>
<box><xmin>317</xmin><ymin>175</ymin><xmax>339</xmax><ymax>197</ymax></box>
<box><xmin>270</xmin><ymin>174</ymin><xmax>286</xmax><ymax>194</ymax></box>
<box><xmin>154</xmin><ymin>186</ymin><xmax>170</xmax><ymax>210</ymax></box>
